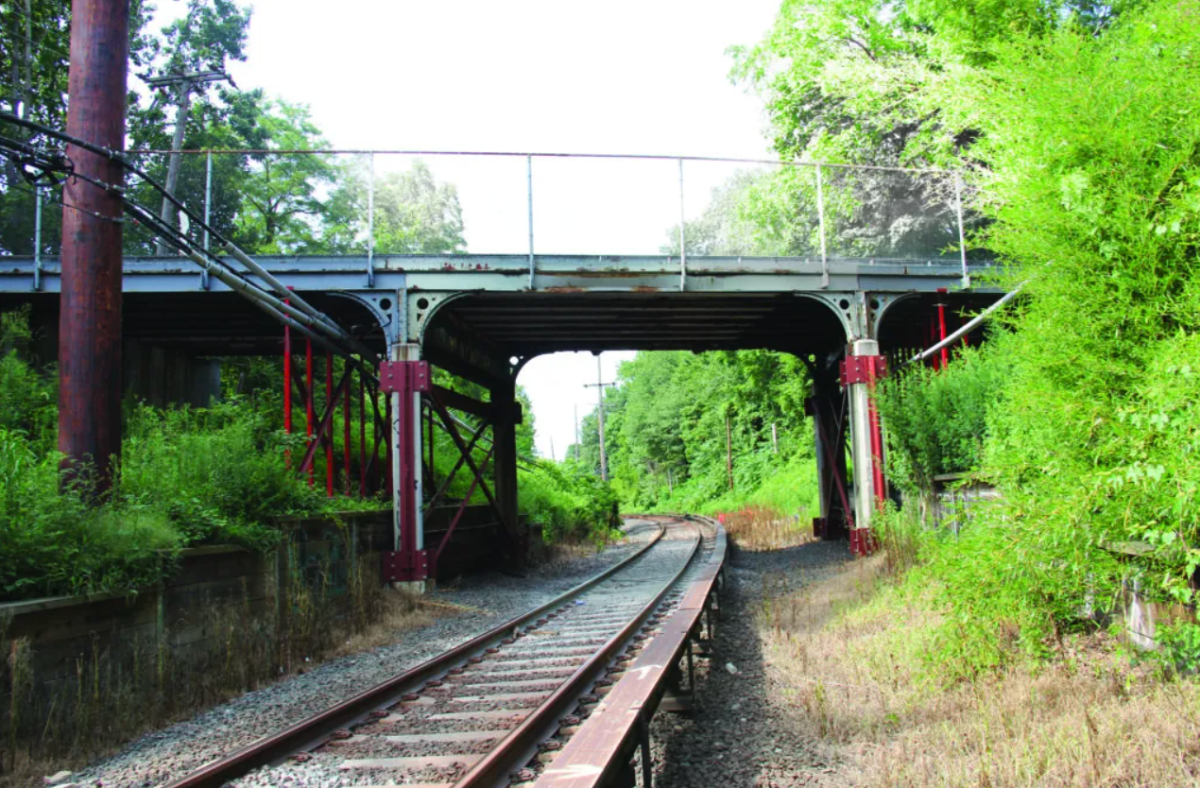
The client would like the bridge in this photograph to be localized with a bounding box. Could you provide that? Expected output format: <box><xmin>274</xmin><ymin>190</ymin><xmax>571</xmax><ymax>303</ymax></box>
<box><xmin>0</xmin><ymin>249</ymin><xmax>1000</xmax><ymax>584</ymax></box>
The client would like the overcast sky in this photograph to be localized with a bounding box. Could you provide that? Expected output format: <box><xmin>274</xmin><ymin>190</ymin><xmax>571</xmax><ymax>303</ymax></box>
<box><xmin>202</xmin><ymin>0</ymin><xmax>782</xmax><ymax>457</ymax></box>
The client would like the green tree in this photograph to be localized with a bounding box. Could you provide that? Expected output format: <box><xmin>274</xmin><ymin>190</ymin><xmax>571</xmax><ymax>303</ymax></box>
<box><xmin>323</xmin><ymin>159</ymin><xmax>467</xmax><ymax>255</ymax></box>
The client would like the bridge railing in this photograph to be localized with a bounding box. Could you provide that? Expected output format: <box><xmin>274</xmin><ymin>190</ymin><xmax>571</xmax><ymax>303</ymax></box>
<box><xmin>5</xmin><ymin>149</ymin><xmax>985</xmax><ymax>289</ymax></box>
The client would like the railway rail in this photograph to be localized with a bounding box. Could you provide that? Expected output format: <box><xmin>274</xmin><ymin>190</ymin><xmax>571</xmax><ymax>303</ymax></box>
<box><xmin>167</xmin><ymin>515</ymin><xmax>726</xmax><ymax>788</ymax></box>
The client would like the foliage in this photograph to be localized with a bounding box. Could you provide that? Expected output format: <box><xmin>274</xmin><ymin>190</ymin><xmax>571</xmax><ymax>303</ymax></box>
<box><xmin>519</xmin><ymin>459</ymin><xmax>619</xmax><ymax>543</ymax></box>
<box><xmin>875</xmin><ymin>345</ymin><xmax>1010</xmax><ymax>492</ymax></box>
<box><xmin>120</xmin><ymin>399</ymin><xmax>323</xmax><ymax>549</ymax></box>
<box><xmin>662</xmin><ymin>170</ymin><xmax>788</xmax><ymax>256</ymax></box>
<box><xmin>570</xmin><ymin>350</ymin><xmax>819</xmax><ymax>520</ymax></box>
<box><xmin>0</xmin><ymin>429</ymin><xmax>181</xmax><ymax>600</ymax></box>
<box><xmin>740</xmin><ymin>0</ymin><xmax>1200</xmax><ymax>671</ymax></box>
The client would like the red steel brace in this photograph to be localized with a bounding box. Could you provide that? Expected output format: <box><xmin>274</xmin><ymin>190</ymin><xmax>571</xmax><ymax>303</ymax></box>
<box><xmin>380</xmin><ymin>361</ymin><xmax>432</xmax><ymax>583</ymax></box>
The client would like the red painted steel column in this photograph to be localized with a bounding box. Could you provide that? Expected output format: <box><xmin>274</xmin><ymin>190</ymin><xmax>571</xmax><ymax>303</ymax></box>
<box><xmin>57</xmin><ymin>0</ymin><xmax>128</xmax><ymax>492</ymax></box>
<box><xmin>384</xmin><ymin>389</ymin><xmax>393</xmax><ymax>496</ymax></box>
<box><xmin>359</xmin><ymin>371</ymin><xmax>366</xmax><ymax>496</ymax></box>
<box><xmin>325</xmin><ymin>351</ymin><xmax>334</xmax><ymax>498</ymax></box>
<box><xmin>343</xmin><ymin>361</ymin><xmax>352</xmax><ymax>495</ymax></box>
<box><xmin>305</xmin><ymin>338</ymin><xmax>314</xmax><ymax>487</ymax></box>
<box><xmin>868</xmin><ymin>357</ymin><xmax>886</xmax><ymax>510</ymax></box>
<box><xmin>283</xmin><ymin>300</ymin><xmax>292</xmax><ymax>468</ymax></box>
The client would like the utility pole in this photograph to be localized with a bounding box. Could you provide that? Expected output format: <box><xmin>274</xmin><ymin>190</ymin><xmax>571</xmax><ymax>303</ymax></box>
<box><xmin>549</xmin><ymin>436</ymin><xmax>556</xmax><ymax>462</ymax></box>
<box><xmin>145</xmin><ymin>69</ymin><xmax>230</xmax><ymax>254</ymax></box>
<box><xmin>59</xmin><ymin>0</ymin><xmax>128</xmax><ymax>493</ymax></box>
<box><xmin>573</xmin><ymin>404</ymin><xmax>579</xmax><ymax>461</ymax></box>
<box><xmin>583</xmin><ymin>355</ymin><xmax>614</xmax><ymax>482</ymax></box>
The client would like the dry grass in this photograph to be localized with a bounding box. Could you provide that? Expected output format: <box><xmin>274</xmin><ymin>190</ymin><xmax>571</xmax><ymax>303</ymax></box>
<box><xmin>328</xmin><ymin>588</ymin><xmax>441</xmax><ymax>659</ymax></box>
<box><xmin>761</xmin><ymin>558</ymin><xmax>1200</xmax><ymax>787</ymax></box>
<box><xmin>722</xmin><ymin>506</ymin><xmax>815</xmax><ymax>552</ymax></box>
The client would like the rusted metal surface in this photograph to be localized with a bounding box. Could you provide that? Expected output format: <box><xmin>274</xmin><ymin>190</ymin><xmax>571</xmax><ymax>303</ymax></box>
<box><xmin>164</xmin><ymin>525</ymin><xmax>666</xmax><ymax>788</ymax></box>
<box><xmin>532</xmin><ymin>520</ymin><xmax>727</xmax><ymax>788</ymax></box>
<box><xmin>57</xmin><ymin>0</ymin><xmax>128</xmax><ymax>489</ymax></box>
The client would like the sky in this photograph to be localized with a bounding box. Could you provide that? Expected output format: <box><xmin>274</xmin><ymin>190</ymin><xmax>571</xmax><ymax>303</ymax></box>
<box><xmin>191</xmin><ymin>0</ymin><xmax>783</xmax><ymax>457</ymax></box>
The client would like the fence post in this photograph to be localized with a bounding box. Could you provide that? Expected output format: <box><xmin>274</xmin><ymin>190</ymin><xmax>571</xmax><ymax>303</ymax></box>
<box><xmin>32</xmin><ymin>185</ymin><xmax>42</xmax><ymax>291</ymax></box>
<box><xmin>201</xmin><ymin>150</ymin><xmax>212</xmax><ymax>290</ymax></box>
<box><xmin>527</xmin><ymin>154</ymin><xmax>535</xmax><ymax>289</ymax></box>
<box><xmin>678</xmin><ymin>158</ymin><xmax>686</xmax><ymax>292</ymax></box>
<box><xmin>366</xmin><ymin>153</ymin><xmax>376</xmax><ymax>287</ymax></box>
<box><xmin>816</xmin><ymin>163</ymin><xmax>829</xmax><ymax>288</ymax></box>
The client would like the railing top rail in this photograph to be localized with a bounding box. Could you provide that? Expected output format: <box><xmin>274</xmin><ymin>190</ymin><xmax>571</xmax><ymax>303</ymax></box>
<box><xmin>121</xmin><ymin>147</ymin><xmax>964</xmax><ymax>176</ymax></box>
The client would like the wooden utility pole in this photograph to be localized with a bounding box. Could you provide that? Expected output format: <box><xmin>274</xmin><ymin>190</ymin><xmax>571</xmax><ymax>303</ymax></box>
<box><xmin>145</xmin><ymin>69</ymin><xmax>230</xmax><ymax>254</ymax></box>
<box><xmin>58</xmin><ymin>0</ymin><xmax>129</xmax><ymax>493</ymax></box>
<box><xmin>583</xmin><ymin>355</ymin><xmax>614</xmax><ymax>481</ymax></box>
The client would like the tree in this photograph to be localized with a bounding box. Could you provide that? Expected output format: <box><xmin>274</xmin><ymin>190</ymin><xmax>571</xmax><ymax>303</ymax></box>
<box><xmin>661</xmin><ymin>170</ymin><xmax>788</xmax><ymax>256</ymax></box>
<box><xmin>231</xmin><ymin>99</ymin><xmax>340</xmax><ymax>254</ymax></box>
<box><xmin>323</xmin><ymin>159</ymin><xmax>467</xmax><ymax>255</ymax></box>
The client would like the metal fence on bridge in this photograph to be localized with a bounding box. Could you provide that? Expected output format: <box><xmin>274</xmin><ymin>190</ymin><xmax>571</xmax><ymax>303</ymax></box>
<box><xmin>6</xmin><ymin>149</ymin><xmax>983</xmax><ymax>289</ymax></box>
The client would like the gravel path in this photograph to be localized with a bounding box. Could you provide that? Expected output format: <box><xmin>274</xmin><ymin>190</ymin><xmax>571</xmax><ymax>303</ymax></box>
<box><xmin>649</xmin><ymin>539</ymin><xmax>855</xmax><ymax>788</ymax></box>
<box><xmin>64</xmin><ymin>521</ymin><xmax>659</xmax><ymax>788</ymax></box>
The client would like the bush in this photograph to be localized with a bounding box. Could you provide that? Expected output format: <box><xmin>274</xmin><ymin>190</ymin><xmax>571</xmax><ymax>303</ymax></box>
<box><xmin>519</xmin><ymin>459</ymin><xmax>618</xmax><ymax>544</ymax></box>
<box><xmin>0</xmin><ymin>429</ymin><xmax>180</xmax><ymax>600</ymax></box>
<box><xmin>875</xmin><ymin>345</ymin><xmax>1011</xmax><ymax>494</ymax></box>
<box><xmin>120</xmin><ymin>399</ymin><xmax>323</xmax><ymax>550</ymax></box>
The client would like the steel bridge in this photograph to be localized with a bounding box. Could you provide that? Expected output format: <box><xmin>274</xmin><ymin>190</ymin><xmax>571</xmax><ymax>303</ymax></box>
<box><xmin>0</xmin><ymin>251</ymin><xmax>999</xmax><ymax>584</ymax></box>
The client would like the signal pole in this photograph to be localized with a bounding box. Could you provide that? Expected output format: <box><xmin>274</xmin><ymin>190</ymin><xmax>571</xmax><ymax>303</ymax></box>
<box><xmin>583</xmin><ymin>355</ymin><xmax>614</xmax><ymax>481</ymax></box>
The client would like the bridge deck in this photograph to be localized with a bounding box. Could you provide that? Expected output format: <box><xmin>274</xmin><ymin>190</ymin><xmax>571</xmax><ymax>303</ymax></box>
<box><xmin>1</xmin><ymin>254</ymin><xmax>991</xmax><ymax>294</ymax></box>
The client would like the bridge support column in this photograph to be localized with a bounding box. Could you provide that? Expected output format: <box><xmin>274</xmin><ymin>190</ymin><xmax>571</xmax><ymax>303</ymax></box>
<box><xmin>809</xmin><ymin>355</ymin><xmax>852</xmax><ymax>541</ymax></box>
<box><xmin>842</xmin><ymin>339</ymin><xmax>887</xmax><ymax>556</ymax></box>
<box><xmin>490</xmin><ymin>374</ymin><xmax>524</xmax><ymax>569</ymax></box>
<box><xmin>381</xmin><ymin>347</ymin><xmax>430</xmax><ymax>589</ymax></box>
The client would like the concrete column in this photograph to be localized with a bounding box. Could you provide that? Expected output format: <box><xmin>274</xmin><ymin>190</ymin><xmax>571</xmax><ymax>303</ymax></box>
<box><xmin>847</xmin><ymin>338</ymin><xmax>879</xmax><ymax>540</ymax></box>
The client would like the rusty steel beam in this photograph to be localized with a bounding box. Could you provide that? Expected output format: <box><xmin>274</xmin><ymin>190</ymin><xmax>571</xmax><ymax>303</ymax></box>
<box><xmin>57</xmin><ymin>0</ymin><xmax>128</xmax><ymax>490</ymax></box>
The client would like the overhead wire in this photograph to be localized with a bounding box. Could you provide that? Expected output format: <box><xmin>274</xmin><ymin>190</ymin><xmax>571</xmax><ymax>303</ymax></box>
<box><xmin>0</xmin><ymin>109</ymin><xmax>380</xmax><ymax>366</ymax></box>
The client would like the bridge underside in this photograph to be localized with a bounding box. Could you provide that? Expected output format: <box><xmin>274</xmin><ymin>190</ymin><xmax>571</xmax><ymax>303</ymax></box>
<box><xmin>0</xmin><ymin>253</ymin><xmax>1005</xmax><ymax>584</ymax></box>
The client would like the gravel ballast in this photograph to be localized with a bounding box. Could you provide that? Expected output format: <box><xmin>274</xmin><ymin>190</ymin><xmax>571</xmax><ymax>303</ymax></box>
<box><xmin>65</xmin><ymin>522</ymin><xmax>659</xmax><ymax>788</ymax></box>
<box><xmin>649</xmin><ymin>539</ymin><xmax>855</xmax><ymax>788</ymax></box>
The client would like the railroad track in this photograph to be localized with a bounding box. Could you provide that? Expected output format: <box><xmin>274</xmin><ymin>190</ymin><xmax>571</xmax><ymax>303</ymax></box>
<box><xmin>168</xmin><ymin>514</ymin><xmax>726</xmax><ymax>788</ymax></box>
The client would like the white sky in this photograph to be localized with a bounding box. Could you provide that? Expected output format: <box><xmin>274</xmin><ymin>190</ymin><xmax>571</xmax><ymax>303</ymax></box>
<box><xmin>194</xmin><ymin>0</ymin><xmax>782</xmax><ymax>457</ymax></box>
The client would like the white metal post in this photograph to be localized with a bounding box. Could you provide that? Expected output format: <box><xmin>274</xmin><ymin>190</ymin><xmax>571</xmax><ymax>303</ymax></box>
<box><xmin>367</xmin><ymin>153</ymin><xmax>376</xmax><ymax>287</ymax></box>
<box><xmin>848</xmin><ymin>338</ymin><xmax>878</xmax><ymax>532</ymax></box>
<box><xmin>678</xmin><ymin>158</ymin><xmax>686</xmax><ymax>292</ymax></box>
<box><xmin>527</xmin><ymin>154</ymin><xmax>535</xmax><ymax>289</ymax></box>
<box><xmin>201</xmin><ymin>150</ymin><xmax>212</xmax><ymax>289</ymax></box>
<box><xmin>32</xmin><ymin>186</ymin><xmax>42</xmax><ymax>292</ymax></box>
<box><xmin>816</xmin><ymin>163</ymin><xmax>829</xmax><ymax>288</ymax></box>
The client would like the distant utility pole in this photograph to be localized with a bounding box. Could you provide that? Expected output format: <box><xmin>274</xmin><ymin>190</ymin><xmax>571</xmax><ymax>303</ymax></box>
<box><xmin>583</xmin><ymin>355</ymin><xmax>615</xmax><ymax>481</ymax></box>
<box><xmin>145</xmin><ymin>69</ymin><xmax>231</xmax><ymax>254</ymax></box>
<box><xmin>573</xmin><ymin>404</ymin><xmax>579</xmax><ymax>461</ymax></box>
<box><xmin>549</xmin><ymin>436</ymin><xmax>556</xmax><ymax>462</ymax></box>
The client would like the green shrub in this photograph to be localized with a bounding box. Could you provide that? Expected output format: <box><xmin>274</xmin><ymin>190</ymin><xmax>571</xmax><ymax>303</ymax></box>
<box><xmin>0</xmin><ymin>429</ymin><xmax>180</xmax><ymax>600</ymax></box>
<box><xmin>120</xmin><ymin>399</ymin><xmax>322</xmax><ymax>550</ymax></box>
<box><xmin>876</xmin><ymin>346</ymin><xmax>1011</xmax><ymax>494</ymax></box>
<box><xmin>519</xmin><ymin>459</ymin><xmax>618</xmax><ymax>544</ymax></box>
